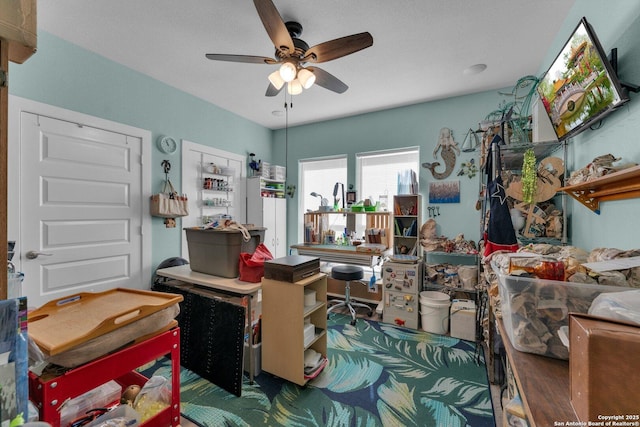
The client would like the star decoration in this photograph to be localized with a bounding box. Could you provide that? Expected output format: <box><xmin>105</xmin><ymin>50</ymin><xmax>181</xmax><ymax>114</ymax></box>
<box><xmin>491</xmin><ymin>182</ymin><xmax>508</xmax><ymax>205</ymax></box>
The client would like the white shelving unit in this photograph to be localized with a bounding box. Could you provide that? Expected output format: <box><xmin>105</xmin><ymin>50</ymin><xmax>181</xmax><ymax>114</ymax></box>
<box><xmin>199</xmin><ymin>163</ymin><xmax>236</xmax><ymax>224</ymax></box>
<box><xmin>247</xmin><ymin>176</ymin><xmax>287</xmax><ymax>258</ymax></box>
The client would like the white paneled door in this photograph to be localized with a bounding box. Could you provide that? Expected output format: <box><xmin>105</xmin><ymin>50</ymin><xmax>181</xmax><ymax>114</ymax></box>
<box><xmin>10</xmin><ymin>97</ymin><xmax>151</xmax><ymax>308</ymax></box>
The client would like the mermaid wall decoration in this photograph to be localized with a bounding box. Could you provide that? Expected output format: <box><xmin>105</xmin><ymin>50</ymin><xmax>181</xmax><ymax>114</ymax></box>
<box><xmin>422</xmin><ymin>127</ymin><xmax>460</xmax><ymax>180</ymax></box>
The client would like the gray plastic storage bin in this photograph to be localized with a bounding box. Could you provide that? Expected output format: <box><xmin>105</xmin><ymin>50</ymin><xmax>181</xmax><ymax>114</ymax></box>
<box><xmin>185</xmin><ymin>227</ymin><xmax>266</xmax><ymax>278</ymax></box>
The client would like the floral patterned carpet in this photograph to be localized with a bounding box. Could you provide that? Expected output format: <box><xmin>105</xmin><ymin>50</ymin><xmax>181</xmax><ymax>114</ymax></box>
<box><xmin>142</xmin><ymin>313</ymin><xmax>495</xmax><ymax>426</ymax></box>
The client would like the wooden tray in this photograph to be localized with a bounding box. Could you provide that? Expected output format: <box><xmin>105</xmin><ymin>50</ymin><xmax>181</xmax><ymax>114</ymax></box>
<box><xmin>28</xmin><ymin>288</ymin><xmax>183</xmax><ymax>355</ymax></box>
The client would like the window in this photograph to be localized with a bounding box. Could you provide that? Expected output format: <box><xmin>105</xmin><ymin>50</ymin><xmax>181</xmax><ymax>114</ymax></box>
<box><xmin>298</xmin><ymin>156</ymin><xmax>348</xmax><ymax>242</ymax></box>
<box><xmin>356</xmin><ymin>147</ymin><xmax>420</xmax><ymax>209</ymax></box>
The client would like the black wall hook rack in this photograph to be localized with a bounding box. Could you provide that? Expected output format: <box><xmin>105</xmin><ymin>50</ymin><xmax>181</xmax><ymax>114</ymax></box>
<box><xmin>162</xmin><ymin>160</ymin><xmax>172</xmax><ymax>175</ymax></box>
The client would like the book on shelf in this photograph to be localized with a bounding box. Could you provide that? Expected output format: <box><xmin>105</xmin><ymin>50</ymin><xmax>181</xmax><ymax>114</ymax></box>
<box><xmin>408</xmin><ymin>219</ymin><xmax>417</xmax><ymax>237</ymax></box>
<box><xmin>394</xmin><ymin>219</ymin><xmax>418</xmax><ymax>237</ymax></box>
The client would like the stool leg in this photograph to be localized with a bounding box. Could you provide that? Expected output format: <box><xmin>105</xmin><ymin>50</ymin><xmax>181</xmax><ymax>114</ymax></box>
<box><xmin>344</xmin><ymin>280</ymin><xmax>351</xmax><ymax>304</ymax></box>
<box><xmin>347</xmin><ymin>303</ymin><xmax>357</xmax><ymax>325</ymax></box>
<box><xmin>327</xmin><ymin>300</ymin><xmax>346</xmax><ymax>316</ymax></box>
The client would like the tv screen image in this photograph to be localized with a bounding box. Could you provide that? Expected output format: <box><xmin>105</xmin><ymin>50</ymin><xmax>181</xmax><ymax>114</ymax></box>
<box><xmin>536</xmin><ymin>17</ymin><xmax>629</xmax><ymax>141</ymax></box>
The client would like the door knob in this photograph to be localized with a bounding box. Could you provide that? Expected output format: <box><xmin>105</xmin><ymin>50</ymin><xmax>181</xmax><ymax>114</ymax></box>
<box><xmin>26</xmin><ymin>250</ymin><xmax>53</xmax><ymax>260</ymax></box>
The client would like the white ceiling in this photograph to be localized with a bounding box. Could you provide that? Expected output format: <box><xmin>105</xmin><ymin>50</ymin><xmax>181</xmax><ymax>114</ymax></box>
<box><xmin>37</xmin><ymin>0</ymin><xmax>576</xmax><ymax>130</ymax></box>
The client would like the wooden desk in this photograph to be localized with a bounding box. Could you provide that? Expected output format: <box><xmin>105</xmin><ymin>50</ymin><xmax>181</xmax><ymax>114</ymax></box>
<box><xmin>156</xmin><ymin>265</ymin><xmax>261</xmax><ymax>294</ymax></box>
<box><xmin>291</xmin><ymin>243</ymin><xmax>389</xmax><ymax>266</ymax></box>
<box><xmin>155</xmin><ymin>265</ymin><xmax>261</xmax><ymax>384</ymax></box>
<box><xmin>497</xmin><ymin>319</ymin><xmax>578</xmax><ymax>426</ymax></box>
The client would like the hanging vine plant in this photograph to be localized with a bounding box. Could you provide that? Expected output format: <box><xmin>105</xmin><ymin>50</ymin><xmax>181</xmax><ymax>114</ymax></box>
<box><xmin>521</xmin><ymin>148</ymin><xmax>537</xmax><ymax>204</ymax></box>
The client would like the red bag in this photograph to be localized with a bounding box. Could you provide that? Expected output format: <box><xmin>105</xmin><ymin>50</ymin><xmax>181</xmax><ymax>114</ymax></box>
<box><xmin>239</xmin><ymin>243</ymin><xmax>273</xmax><ymax>283</ymax></box>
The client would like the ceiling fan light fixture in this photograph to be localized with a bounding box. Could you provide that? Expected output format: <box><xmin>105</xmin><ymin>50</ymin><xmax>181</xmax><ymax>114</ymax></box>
<box><xmin>463</xmin><ymin>63</ymin><xmax>487</xmax><ymax>75</ymax></box>
<box><xmin>268</xmin><ymin>70</ymin><xmax>285</xmax><ymax>90</ymax></box>
<box><xmin>287</xmin><ymin>79</ymin><xmax>303</xmax><ymax>95</ymax></box>
<box><xmin>279</xmin><ymin>61</ymin><xmax>297</xmax><ymax>82</ymax></box>
<box><xmin>297</xmin><ymin>68</ymin><xmax>316</xmax><ymax>89</ymax></box>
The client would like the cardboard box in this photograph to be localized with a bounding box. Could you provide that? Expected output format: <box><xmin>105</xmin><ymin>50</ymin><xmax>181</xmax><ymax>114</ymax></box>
<box><xmin>569</xmin><ymin>313</ymin><xmax>640</xmax><ymax>422</ymax></box>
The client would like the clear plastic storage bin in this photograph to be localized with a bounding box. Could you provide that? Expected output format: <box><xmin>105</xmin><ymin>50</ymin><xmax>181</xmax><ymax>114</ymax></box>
<box><xmin>493</xmin><ymin>264</ymin><xmax>631</xmax><ymax>359</ymax></box>
<box><xmin>185</xmin><ymin>227</ymin><xmax>265</xmax><ymax>278</ymax></box>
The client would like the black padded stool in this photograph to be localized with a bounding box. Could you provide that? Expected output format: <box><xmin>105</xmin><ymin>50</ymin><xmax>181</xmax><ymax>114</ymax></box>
<box><xmin>327</xmin><ymin>265</ymin><xmax>373</xmax><ymax>325</ymax></box>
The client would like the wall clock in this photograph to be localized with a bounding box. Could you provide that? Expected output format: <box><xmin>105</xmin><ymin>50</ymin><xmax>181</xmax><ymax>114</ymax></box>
<box><xmin>157</xmin><ymin>135</ymin><xmax>178</xmax><ymax>154</ymax></box>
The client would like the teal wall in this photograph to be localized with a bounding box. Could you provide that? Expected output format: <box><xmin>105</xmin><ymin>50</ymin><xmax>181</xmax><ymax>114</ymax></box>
<box><xmin>9</xmin><ymin>0</ymin><xmax>640</xmax><ymax>274</ymax></box>
<box><xmin>8</xmin><ymin>32</ymin><xmax>273</xmax><ymax>268</ymax></box>
<box><xmin>274</xmin><ymin>91</ymin><xmax>504</xmax><ymax>249</ymax></box>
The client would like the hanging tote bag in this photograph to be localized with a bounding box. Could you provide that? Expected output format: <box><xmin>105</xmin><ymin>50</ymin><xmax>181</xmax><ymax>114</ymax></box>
<box><xmin>150</xmin><ymin>179</ymin><xmax>189</xmax><ymax>218</ymax></box>
<box><xmin>483</xmin><ymin>135</ymin><xmax>519</xmax><ymax>257</ymax></box>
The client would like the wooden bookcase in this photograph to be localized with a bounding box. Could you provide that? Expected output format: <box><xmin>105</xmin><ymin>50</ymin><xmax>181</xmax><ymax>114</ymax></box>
<box><xmin>392</xmin><ymin>194</ymin><xmax>421</xmax><ymax>256</ymax></box>
<box><xmin>261</xmin><ymin>273</ymin><xmax>327</xmax><ymax>386</ymax></box>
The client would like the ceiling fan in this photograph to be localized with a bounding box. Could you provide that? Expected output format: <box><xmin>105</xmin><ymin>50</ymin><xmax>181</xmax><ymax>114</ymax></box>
<box><xmin>205</xmin><ymin>0</ymin><xmax>373</xmax><ymax>96</ymax></box>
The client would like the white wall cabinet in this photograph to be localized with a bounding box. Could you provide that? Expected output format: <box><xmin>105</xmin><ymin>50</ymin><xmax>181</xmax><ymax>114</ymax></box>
<box><xmin>247</xmin><ymin>177</ymin><xmax>287</xmax><ymax>258</ymax></box>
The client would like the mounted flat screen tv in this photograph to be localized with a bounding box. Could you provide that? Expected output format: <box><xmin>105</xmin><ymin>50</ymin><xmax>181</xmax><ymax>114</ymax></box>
<box><xmin>536</xmin><ymin>17</ymin><xmax>630</xmax><ymax>141</ymax></box>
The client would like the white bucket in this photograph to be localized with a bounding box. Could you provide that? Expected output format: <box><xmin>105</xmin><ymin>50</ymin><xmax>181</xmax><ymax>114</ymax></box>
<box><xmin>419</xmin><ymin>291</ymin><xmax>451</xmax><ymax>335</ymax></box>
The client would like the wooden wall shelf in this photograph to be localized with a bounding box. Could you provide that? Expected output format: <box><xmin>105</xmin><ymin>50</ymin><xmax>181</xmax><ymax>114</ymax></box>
<box><xmin>558</xmin><ymin>165</ymin><xmax>640</xmax><ymax>214</ymax></box>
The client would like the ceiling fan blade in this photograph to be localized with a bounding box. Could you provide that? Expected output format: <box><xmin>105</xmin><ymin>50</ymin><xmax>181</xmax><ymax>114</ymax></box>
<box><xmin>308</xmin><ymin>67</ymin><xmax>348</xmax><ymax>94</ymax></box>
<box><xmin>303</xmin><ymin>32</ymin><xmax>373</xmax><ymax>63</ymax></box>
<box><xmin>205</xmin><ymin>53</ymin><xmax>278</xmax><ymax>64</ymax></box>
<box><xmin>265</xmin><ymin>82</ymin><xmax>283</xmax><ymax>97</ymax></box>
<box><xmin>253</xmin><ymin>0</ymin><xmax>295</xmax><ymax>55</ymax></box>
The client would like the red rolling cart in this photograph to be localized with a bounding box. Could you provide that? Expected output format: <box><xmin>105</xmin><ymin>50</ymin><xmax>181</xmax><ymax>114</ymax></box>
<box><xmin>29</xmin><ymin>328</ymin><xmax>181</xmax><ymax>427</ymax></box>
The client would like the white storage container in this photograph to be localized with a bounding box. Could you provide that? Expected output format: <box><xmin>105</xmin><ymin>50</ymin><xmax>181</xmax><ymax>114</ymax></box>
<box><xmin>304</xmin><ymin>289</ymin><xmax>316</xmax><ymax>307</ymax></box>
<box><xmin>261</xmin><ymin>162</ymin><xmax>271</xmax><ymax>178</ymax></box>
<box><xmin>303</xmin><ymin>322</ymin><xmax>315</xmax><ymax>347</ymax></box>
<box><xmin>270</xmin><ymin>165</ymin><xmax>286</xmax><ymax>180</ymax></box>
<box><xmin>450</xmin><ymin>299</ymin><xmax>476</xmax><ymax>341</ymax></box>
